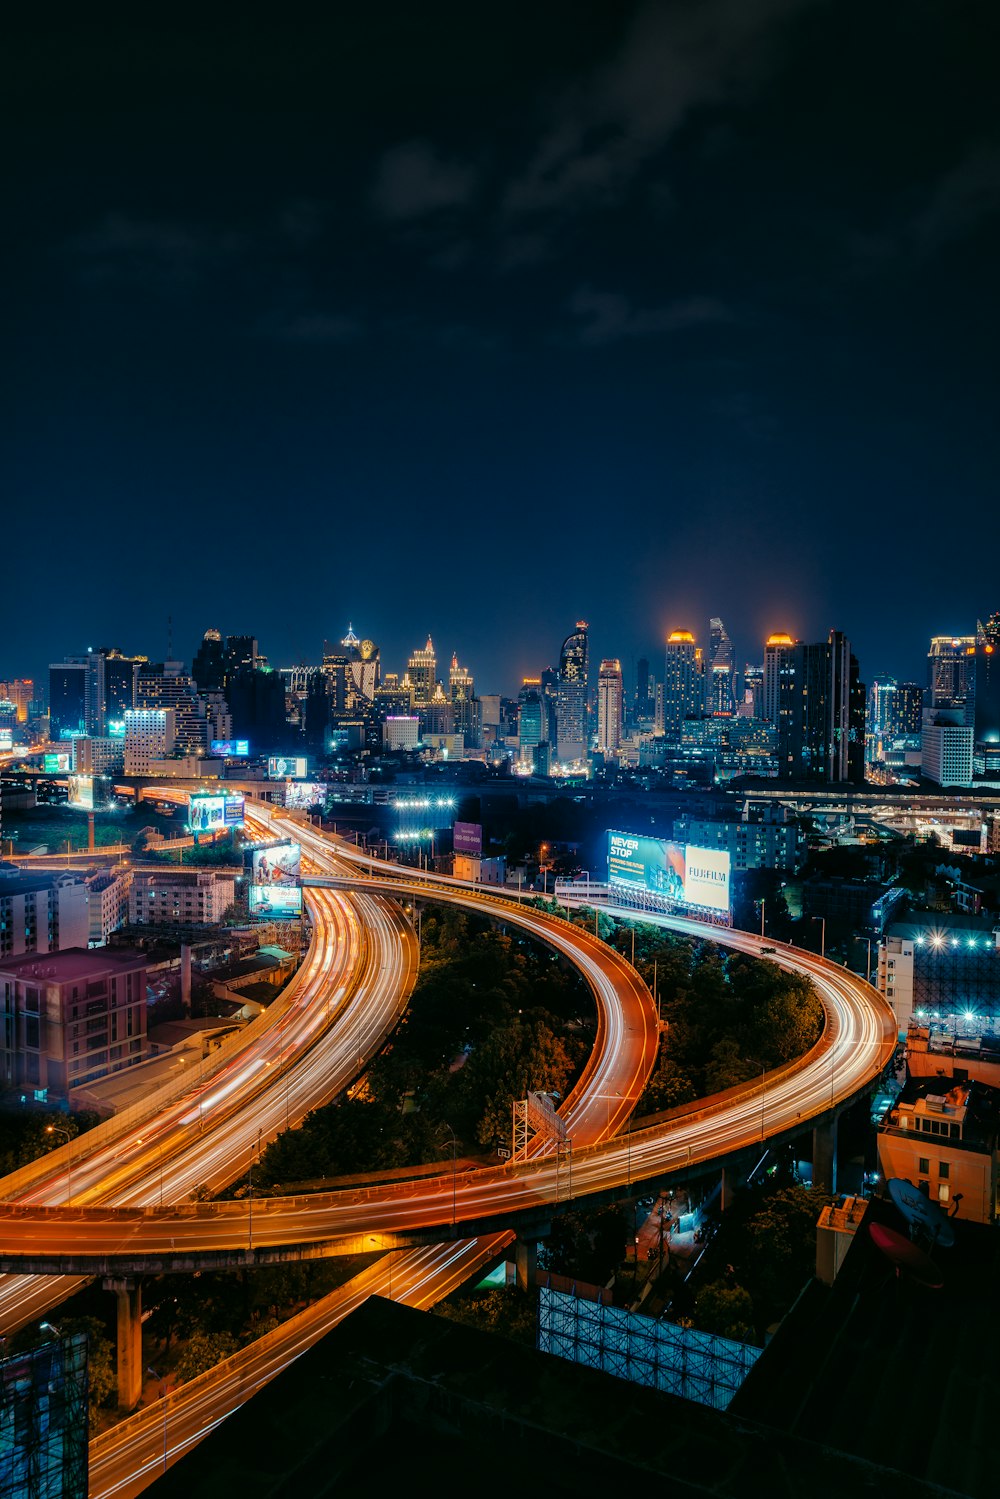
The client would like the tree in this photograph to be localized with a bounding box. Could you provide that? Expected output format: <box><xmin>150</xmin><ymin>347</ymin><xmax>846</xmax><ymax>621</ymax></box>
<box><xmin>177</xmin><ymin>1330</ymin><xmax>240</xmax><ymax>1382</ymax></box>
<box><xmin>695</xmin><ymin>1280</ymin><xmax>755</xmax><ymax>1343</ymax></box>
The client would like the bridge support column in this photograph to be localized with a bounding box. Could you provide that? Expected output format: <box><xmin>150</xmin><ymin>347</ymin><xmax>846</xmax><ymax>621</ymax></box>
<box><xmin>515</xmin><ymin>1236</ymin><xmax>537</xmax><ymax>1294</ymax></box>
<box><xmin>812</xmin><ymin>1116</ymin><xmax>838</xmax><ymax>1194</ymax></box>
<box><xmin>104</xmin><ymin>1277</ymin><xmax>142</xmax><ymax>1411</ymax></box>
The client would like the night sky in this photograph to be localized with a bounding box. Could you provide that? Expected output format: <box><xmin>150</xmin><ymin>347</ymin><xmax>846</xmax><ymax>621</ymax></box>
<box><xmin>5</xmin><ymin>2</ymin><xmax>1000</xmax><ymax>696</ymax></box>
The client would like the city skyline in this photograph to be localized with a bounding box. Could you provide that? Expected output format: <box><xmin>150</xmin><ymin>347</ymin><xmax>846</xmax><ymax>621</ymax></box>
<box><xmin>5</xmin><ymin>3</ymin><xmax>1000</xmax><ymax>693</ymax></box>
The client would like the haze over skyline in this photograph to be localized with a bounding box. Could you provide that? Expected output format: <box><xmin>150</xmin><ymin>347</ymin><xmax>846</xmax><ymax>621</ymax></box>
<box><xmin>5</xmin><ymin>3</ymin><xmax>1000</xmax><ymax>692</ymax></box>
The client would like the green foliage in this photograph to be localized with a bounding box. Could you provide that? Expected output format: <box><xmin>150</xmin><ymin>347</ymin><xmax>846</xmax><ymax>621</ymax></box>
<box><xmin>742</xmin><ymin>1185</ymin><xmax>829</xmax><ymax>1309</ymax></box>
<box><xmin>695</xmin><ymin>1280</ymin><xmax>755</xmax><ymax>1343</ymax></box>
<box><xmin>435</xmin><ymin>1286</ymin><xmax>538</xmax><ymax>1347</ymax></box>
<box><xmin>177</xmin><ymin>1330</ymin><xmax>240</xmax><ymax>1382</ymax></box>
<box><xmin>542</xmin><ymin>1204</ymin><xmax>629</xmax><ymax>1285</ymax></box>
<box><xmin>0</xmin><ymin>1109</ymin><xmax>99</xmax><ymax>1177</ymax></box>
<box><xmin>460</xmin><ymin>1014</ymin><xmax>576</xmax><ymax>1147</ymax></box>
<box><xmin>630</xmin><ymin>928</ymin><xmax>823</xmax><ymax>1117</ymax></box>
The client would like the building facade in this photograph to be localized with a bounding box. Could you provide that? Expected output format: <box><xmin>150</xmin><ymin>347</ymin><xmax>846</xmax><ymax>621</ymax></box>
<box><xmin>0</xmin><ymin>871</ymin><xmax>89</xmax><ymax>961</ymax></box>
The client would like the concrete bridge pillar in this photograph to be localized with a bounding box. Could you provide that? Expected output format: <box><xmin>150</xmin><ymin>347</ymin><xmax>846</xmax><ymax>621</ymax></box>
<box><xmin>812</xmin><ymin>1116</ymin><xmax>838</xmax><ymax>1194</ymax></box>
<box><xmin>515</xmin><ymin>1236</ymin><xmax>537</xmax><ymax>1294</ymax></box>
<box><xmin>720</xmin><ymin>1167</ymin><xmax>737</xmax><ymax>1212</ymax></box>
<box><xmin>104</xmin><ymin>1277</ymin><xmax>143</xmax><ymax>1411</ymax></box>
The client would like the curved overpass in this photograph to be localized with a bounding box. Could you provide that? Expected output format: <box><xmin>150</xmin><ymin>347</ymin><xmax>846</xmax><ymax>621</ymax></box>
<box><xmin>0</xmin><ymin>875</ymin><xmax>895</xmax><ymax>1275</ymax></box>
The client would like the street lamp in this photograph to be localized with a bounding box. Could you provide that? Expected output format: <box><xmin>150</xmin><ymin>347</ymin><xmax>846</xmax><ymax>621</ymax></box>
<box><xmin>147</xmin><ymin>1366</ymin><xmax>168</xmax><ymax>1473</ymax></box>
<box><xmin>45</xmin><ymin>1125</ymin><xmax>72</xmax><ymax>1204</ymax></box>
<box><xmin>811</xmin><ymin>916</ymin><xmax>826</xmax><ymax>959</ymax></box>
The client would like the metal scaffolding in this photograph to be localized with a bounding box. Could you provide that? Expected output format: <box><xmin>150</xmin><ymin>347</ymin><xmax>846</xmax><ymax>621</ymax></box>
<box><xmin>0</xmin><ymin>1333</ymin><xmax>89</xmax><ymax>1499</ymax></box>
<box><xmin>512</xmin><ymin>1089</ymin><xmax>568</xmax><ymax>1161</ymax></box>
<box><xmin>538</xmin><ymin>1285</ymin><xmax>759</xmax><ymax>1411</ymax></box>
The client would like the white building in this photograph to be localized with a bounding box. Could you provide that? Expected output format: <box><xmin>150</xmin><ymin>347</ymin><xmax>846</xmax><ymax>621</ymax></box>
<box><xmin>383</xmin><ymin>715</ymin><xmax>420</xmax><ymax>751</ymax></box>
<box><xmin>74</xmin><ymin>736</ymin><xmax>125</xmax><ymax>775</ymax></box>
<box><xmin>124</xmin><ymin>708</ymin><xmax>176</xmax><ymax>775</ymax></box>
<box><xmin>129</xmin><ymin>869</ymin><xmax>235</xmax><ymax>926</ymax></box>
<box><xmin>597</xmin><ymin>659</ymin><xmax>623</xmax><ymax>757</ymax></box>
<box><xmin>921</xmin><ymin>710</ymin><xmax>973</xmax><ymax>788</ymax></box>
<box><xmin>86</xmin><ymin>868</ymin><xmax>132</xmax><ymax>947</ymax></box>
<box><xmin>0</xmin><ymin>871</ymin><xmax>89</xmax><ymax>961</ymax></box>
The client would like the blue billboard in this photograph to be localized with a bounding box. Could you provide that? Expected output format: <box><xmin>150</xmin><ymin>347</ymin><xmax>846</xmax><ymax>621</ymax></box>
<box><xmin>211</xmin><ymin>739</ymin><xmax>250</xmax><ymax>757</ymax></box>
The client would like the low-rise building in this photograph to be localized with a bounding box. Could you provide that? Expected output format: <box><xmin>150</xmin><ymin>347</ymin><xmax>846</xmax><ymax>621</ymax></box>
<box><xmin>129</xmin><ymin>869</ymin><xmax>235</xmax><ymax>927</ymax></box>
<box><xmin>672</xmin><ymin>811</ymin><xmax>804</xmax><ymax>872</ymax></box>
<box><xmin>0</xmin><ymin>946</ymin><xmax>148</xmax><ymax>1102</ymax></box>
<box><xmin>0</xmin><ymin>870</ymin><xmax>88</xmax><ymax>960</ymax></box>
<box><xmin>877</xmin><ymin>1076</ymin><xmax>999</xmax><ymax>1223</ymax></box>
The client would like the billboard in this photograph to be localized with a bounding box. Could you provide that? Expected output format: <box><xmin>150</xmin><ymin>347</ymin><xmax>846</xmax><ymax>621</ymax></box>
<box><xmin>67</xmin><ymin>774</ymin><xmax>95</xmax><ymax>810</ymax></box>
<box><xmin>607</xmin><ymin>830</ymin><xmax>731</xmax><ymax>914</ymax></box>
<box><xmin>44</xmin><ymin>752</ymin><xmax>72</xmax><ymax>773</ymax></box>
<box><xmin>284</xmin><ymin>781</ymin><xmax>327</xmax><ymax>810</ymax></box>
<box><xmin>212</xmin><ymin>739</ymin><xmax>250</xmax><ymax>758</ymax></box>
<box><xmin>188</xmin><ymin>792</ymin><xmax>246</xmax><ymax>832</ymax></box>
<box><xmin>248</xmin><ymin>840</ymin><xmax>302</xmax><ymax>918</ymax></box>
<box><xmin>454</xmin><ymin>820</ymin><xmax>483</xmax><ymax>856</ymax></box>
<box><xmin>0</xmin><ymin>729</ymin><xmax>12</xmax><ymax>751</ymax></box>
<box><xmin>269</xmin><ymin>755</ymin><xmax>308</xmax><ymax>779</ymax></box>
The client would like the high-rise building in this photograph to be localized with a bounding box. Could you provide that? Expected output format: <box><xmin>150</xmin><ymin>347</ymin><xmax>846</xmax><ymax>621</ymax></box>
<box><xmin>555</xmin><ymin>621</ymin><xmax>589</xmax><ymax>763</ymax></box>
<box><xmin>100</xmin><ymin>649</ymin><xmax>144</xmax><ymax>727</ymax></box>
<box><xmin>123</xmin><ymin>708</ymin><xmax>176</xmax><ymax>774</ymax></box>
<box><xmin>48</xmin><ymin>659</ymin><xmax>88</xmax><ymax>739</ymax></box>
<box><xmin>790</xmin><ymin>630</ymin><xmax>865</xmax><ymax>784</ymax></box>
<box><xmin>662</xmin><ymin>630</ymin><xmax>700</xmax><ymax>736</ymax></box>
<box><xmin>762</xmin><ymin>633</ymin><xmax>799</xmax><ymax>772</ymax></box>
<box><xmin>896</xmin><ymin>682</ymin><xmax>924</xmax><ymax>736</ymax></box>
<box><xmin>406</xmin><ymin>637</ymin><xmax>437</xmax><ymax>707</ymax></box>
<box><xmin>136</xmin><ymin>662</ymin><xmax>207</xmax><ymax>756</ymax></box>
<box><xmin>342</xmin><ymin>626</ymin><xmax>380</xmax><ymax>708</ymax></box>
<box><xmin>741</xmin><ymin>663</ymin><xmax>764</xmax><ymax>718</ymax></box>
<box><xmin>193</xmin><ymin>629</ymin><xmax>227</xmax><ymax>692</ymax></box>
<box><xmin>517</xmin><ymin>679</ymin><xmax>544</xmax><ymax>761</ymax></box>
<box><xmin>707</xmin><ymin>618</ymin><xmax>735</xmax><ymax>715</ymax></box>
<box><xmin>450</xmin><ymin>653</ymin><xmax>479</xmax><ymax>747</ymax></box>
<box><xmin>921</xmin><ymin>707</ymin><xmax>974</xmax><ymax>788</ymax></box>
<box><xmin>973</xmin><ymin>613</ymin><xmax>1000</xmax><ymax>781</ymax></box>
<box><xmin>632</xmin><ymin>657</ymin><xmax>653</xmax><ymax>728</ymax></box>
<box><xmin>927</xmin><ymin>635</ymin><xmax>975</xmax><ymax>713</ymax></box>
<box><xmin>0</xmin><ymin>680</ymin><xmax>34</xmax><ymax>724</ymax></box>
<box><xmin>225</xmin><ymin>635</ymin><xmax>259</xmax><ymax>683</ymax></box>
<box><xmin>867</xmin><ymin>675</ymin><xmax>897</xmax><ymax>765</ymax></box>
<box><xmin>597</xmin><ymin>659</ymin><xmax>623</xmax><ymax>757</ymax></box>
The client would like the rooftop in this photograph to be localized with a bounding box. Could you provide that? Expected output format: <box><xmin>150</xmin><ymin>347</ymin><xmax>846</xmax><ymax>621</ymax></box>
<box><xmin>0</xmin><ymin>946</ymin><xmax>147</xmax><ymax>981</ymax></box>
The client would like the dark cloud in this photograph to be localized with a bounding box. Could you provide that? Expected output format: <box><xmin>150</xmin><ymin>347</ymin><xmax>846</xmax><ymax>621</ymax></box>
<box><xmin>911</xmin><ymin>144</ymin><xmax>1000</xmax><ymax>255</ymax></box>
<box><xmin>264</xmin><ymin>311</ymin><xmax>363</xmax><ymax>345</ymax></box>
<box><xmin>569</xmin><ymin>286</ymin><xmax>731</xmax><ymax>345</ymax></box>
<box><xmin>371</xmin><ymin>139</ymin><xmax>479</xmax><ymax>221</ymax></box>
<box><xmin>66</xmin><ymin>212</ymin><xmax>246</xmax><ymax>286</ymax></box>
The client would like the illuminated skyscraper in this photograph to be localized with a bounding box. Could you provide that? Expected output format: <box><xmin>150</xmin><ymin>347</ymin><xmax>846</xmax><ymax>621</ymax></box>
<box><xmin>792</xmin><ymin>630</ymin><xmax>865</xmax><ymax>784</ymax></box>
<box><xmin>974</xmin><ymin>613</ymin><xmax>1000</xmax><ymax>780</ymax></box>
<box><xmin>406</xmin><ymin>637</ymin><xmax>437</xmax><ymax>707</ymax></box>
<box><xmin>927</xmin><ymin>635</ymin><xmax>975</xmax><ymax>713</ymax></box>
<box><xmin>555</xmin><ymin>621</ymin><xmax>589</xmax><ymax>763</ymax></box>
<box><xmin>662</xmin><ymin>630</ymin><xmax>699</xmax><ymax>736</ymax></box>
<box><xmin>518</xmin><ymin>678</ymin><xmax>543</xmax><ymax>761</ymax></box>
<box><xmin>707</xmin><ymin>617</ymin><xmax>735</xmax><ymax>714</ymax></box>
<box><xmin>597</xmin><ymin>659</ymin><xmax>623</xmax><ymax>756</ymax></box>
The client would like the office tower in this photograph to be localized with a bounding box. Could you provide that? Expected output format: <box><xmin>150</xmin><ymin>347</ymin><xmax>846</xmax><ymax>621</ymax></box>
<box><xmin>517</xmin><ymin>679</ymin><xmax>544</xmax><ymax>761</ymax></box>
<box><xmin>867</xmin><ymin>676</ymin><xmax>897</xmax><ymax>764</ymax></box>
<box><xmin>192</xmin><ymin>628</ymin><xmax>227</xmax><ymax>692</ymax></box>
<box><xmin>707</xmin><ymin>617</ymin><xmax>735</xmax><ymax>714</ymax></box>
<box><xmin>342</xmin><ymin>626</ymin><xmax>379</xmax><ymax>707</ymax></box>
<box><xmin>48</xmin><ymin>659</ymin><xmax>88</xmax><ymax>739</ymax></box>
<box><xmin>741</xmin><ymin>664</ymin><xmax>763</xmax><ymax>717</ymax></box>
<box><xmin>927</xmin><ymin>635</ymin><xmax>975</xmax><ymax>713</ymax></box>
<box><xmin>597</xmin><ymin>659</ymin><xmax>623</xmax><ymax>756</ymax></box>
<box><xmin>406</xmin><ymin>637</ymin><xmax>437</xmax><ymax>707</ymax></box>
<box><xmin>662</xmin><ymin>630</ymin><xmax>700</xmax><ymax>736</ymax></box>
<box><xmin>973</xmin><ymin>613</ymin><xmax>1000</xmax><ymax>780</ymax></box>
<box><xmin>921</xmin><ymin>710</ymin><xmax>974</xmax><ymax>788</ymax></box>
<box><xmin>555</xmin><ymin>621</ymin><xmax>589</xmax><ymax>763</ymax></box>
<box><xmin>101</xmin><ymin>649</ymin><xmax>143</xmax><ymax>727</ymax></box>
<box><xmin>896</xmin><ymin>682</ymin><xmax>924</xmax><ymax>736</ymax></box>
<box><xmin>632</xmin><ymin>657</ymin><xmax>652</xmax><ymax>726</ymax></box>
<box><xmin>791</xmin><ymin>630</ymin><xmax>865</xmax><ymax>784</ymax></box>
<box><xmin>136</xmin><ymin>662</ymin><xmax>207</xmax><ymax>756</ymax></box>
<box><xmin>225</xmin><ymin>635</ymin><xmax>259</xmax><ymax>684</ymax></box>
<box><xmin>450</xmin><ymin>653</ymin><xmax>478</xmax><ymax>746</ymax></box>
<box><xmin>762</xmin><ymin>634</ymin><xmax>797</xmax><ymax>725</ymax></box>
<box><xmin>0</xmin><ymin>680</ymin><xmax>34</xmax><ymax>723</ymax></box>
<box><xmin>422</xmin><ymin>682</ymin><xmax>454</xmax><ymax>737</ymax></box>
<box><xmin>225</xmin><ymin>663</ymin><xmax>287</xmax><ymax>751</ymax></box>
<box><xmin>123</xmin><ymin>708</ymin><xmax>176</xmax><ymax>774</ymax></box>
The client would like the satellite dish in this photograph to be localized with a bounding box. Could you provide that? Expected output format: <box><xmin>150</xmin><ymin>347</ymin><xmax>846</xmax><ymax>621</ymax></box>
<box><xmin>869</xmin><ymin>1222</ymin><xmax>944</xmax><ymax>1288</ymax></box>
<box><xmin>887</xmin><ymin>1178</ymin><xmax>956</xmax><ymax>1248</ymax></box>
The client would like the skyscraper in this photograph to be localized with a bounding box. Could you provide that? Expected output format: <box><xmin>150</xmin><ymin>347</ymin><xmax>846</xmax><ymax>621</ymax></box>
<box><xmin>192</xmin><ymin>629</ymin><xmax>226</xmax><ymax>693</ymax></box>
<box><xmin>518</xmin><ymin>678</ymin><xmax>543</xmax><ymax>762</ymax></box>
<box><xmin>791</xmin><ymin>630</ymin><xmax>865</xmax><ymax>784</ymax></box>
<box><xmin>927</xmin><ymin>635</ymin><xmax>975</xmax><ymax>714</ymax></box>
<box><xmin>707</xmin><ymin>617</ymin><xmax>735</xmax><ymax>714</ymax></box>
<box><xmin>973</xmin><ymin>613</ymin><xmax>1000</xmax><ymax>780</ymax></box>
<box><xmin>555</xmin><ymin>621</ymin><xmax>589</xmax><ymax>763</ymax></box>
<box><xmin>597</xmin><ymin>659</ymin><xmax>623</xmax><ymax>757</ymax></box>
<box><xmin>406</xmin><ymin>637</ymin><xmax>437</xmax><ymax>707</ymax></box>
<box><xmin>762</xmin><ymin>633</ymin><xmax>798</xmax><ymax>772</ymax></box>
<box><xmin>662</xmin><ymin>630</ymin><xmax>700</xmax><ymax>736</ymax></box>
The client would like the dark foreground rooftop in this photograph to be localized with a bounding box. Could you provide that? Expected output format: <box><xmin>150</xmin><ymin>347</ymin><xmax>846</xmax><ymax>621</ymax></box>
<box><xmin>148</xmin><ymin>1294</ymin><xmax>968</xmax><ymax>1499</ymax></box>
